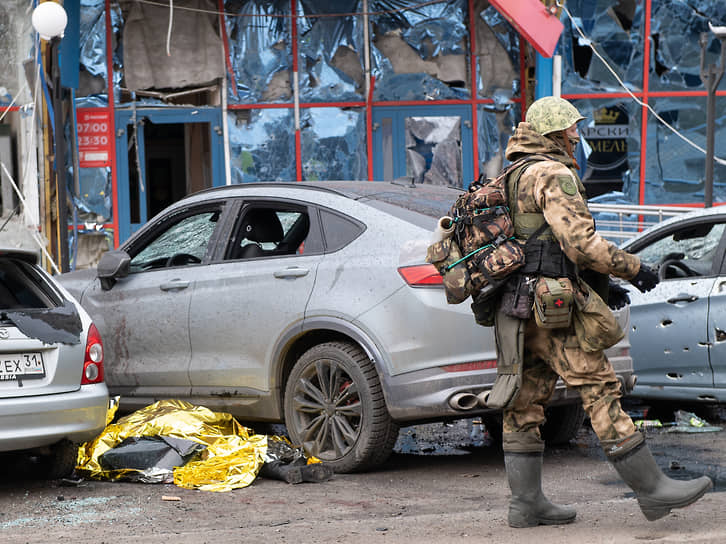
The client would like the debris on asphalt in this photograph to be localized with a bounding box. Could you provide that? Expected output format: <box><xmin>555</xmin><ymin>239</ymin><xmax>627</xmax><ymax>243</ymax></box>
<box><xmin>667</xmin><ymin>410</ymin><xmax>723</xmax><ymax>433</ymax></box>
<box><xmin>76</xmin><ymin>399</ymin><xmax>329</xmax><ymax>492</ymax></box>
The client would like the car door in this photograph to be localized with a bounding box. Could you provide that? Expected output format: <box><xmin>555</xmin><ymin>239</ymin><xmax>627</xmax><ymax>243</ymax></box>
<box><xmin>80</xmin><ymin>203</ymin><xmax>227</xmax><ymax>397</ymax></box>
<box><xmin>188</xmin><ymin>200</ymin><xmax>324</xmax><ymax>398</ymax></box>
<box><xmin>627</xmin><ymin>219</ymin><xmax>726</xmax><ymax>393</ymax></box>
<box><xmin>706</xmin><ymin>244</ymin><xmax>726</xmax><ymax>399</ymax></box>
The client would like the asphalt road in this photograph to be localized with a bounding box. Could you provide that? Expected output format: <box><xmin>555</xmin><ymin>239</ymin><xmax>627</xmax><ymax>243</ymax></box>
<box><xmin>1</xmin><ymin>402</ymin><xmax>725</xmax><ymax>543</ymax></box>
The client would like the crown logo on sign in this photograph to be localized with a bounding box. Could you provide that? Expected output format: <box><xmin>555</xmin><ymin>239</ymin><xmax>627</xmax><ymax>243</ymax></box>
<box><xmin>594</xmin><ymin>108</ymin><xmax>620</xmax><ymax>124</ymax></box>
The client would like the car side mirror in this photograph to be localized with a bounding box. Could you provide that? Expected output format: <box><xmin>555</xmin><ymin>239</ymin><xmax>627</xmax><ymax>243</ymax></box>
<box><xmin>97</xmin><ymin>250</ymin><xmax>131</xmax><ymax>290</ymax></box>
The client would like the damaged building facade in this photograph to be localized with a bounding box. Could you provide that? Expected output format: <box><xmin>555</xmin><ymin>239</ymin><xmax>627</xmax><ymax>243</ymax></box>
<box><xmin>1</xmin><ymin>0</ymin><xmax>726</xmax><ymax>270</ymax></box>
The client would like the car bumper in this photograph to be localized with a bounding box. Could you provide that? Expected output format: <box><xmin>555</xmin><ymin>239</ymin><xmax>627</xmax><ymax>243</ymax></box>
<box><xmin>0</xmin><ymin>383</ymin><xmax>109</xmax><ymax>452</ymax></box>
<box><xmin>384</xmin><ymin>353</ymin><xmax>635</xmax><ymax>423</ymax></box>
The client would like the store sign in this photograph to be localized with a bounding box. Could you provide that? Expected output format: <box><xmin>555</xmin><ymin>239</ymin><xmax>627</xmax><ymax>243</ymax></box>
<box><xmin>582</xmin><ymin>106</ymin><xmax>629</xmax><ymax>173</ymax></box>
<box><xmin>76</xmin><ymin>109</ymin><xmax>112</xmax><ymax>168</ymax></box>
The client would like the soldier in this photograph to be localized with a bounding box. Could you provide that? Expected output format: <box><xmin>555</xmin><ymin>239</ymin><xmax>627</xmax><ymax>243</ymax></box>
<box><xmin>496</xmin><ymin>96</ymin><xmax>712</xmax><ymax>528</ymax></box>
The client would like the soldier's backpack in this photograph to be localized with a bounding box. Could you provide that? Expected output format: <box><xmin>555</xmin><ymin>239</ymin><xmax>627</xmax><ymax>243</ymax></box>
<box><xmin>426</xmin><ymin>156</ymin><xmax>550</xmax><ymax>309</ymax></box>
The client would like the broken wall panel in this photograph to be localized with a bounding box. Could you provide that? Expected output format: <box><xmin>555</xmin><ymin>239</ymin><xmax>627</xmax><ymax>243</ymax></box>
<box><xmin>649</xmin><ymin>0</ymin><xmax>726</xmax><ymax>91</ymax></box>
<box><xmin>478</xmin><ymin>4</ymin><xmax>520</xmax><ymax>100</ymax></box>
<box><xmin>405</xmin><ymin>115</ymin><xmax>462</xmax><ymax>186</ymax></box>
<box><xmin>560</xmin><ymin>0</ymin><xmax>645</xmax><ymax>94</ymax></box>
<box><xmin>76</xmin><ymin>0</ymin><xmax>109</xmax><ymax>101</ymax></box>
<box><xmin>0</xmin><ymin>0</ymin><xmax>34</xmax><ymax>106</ymax></box>
<box><xmin>644</xmin><ymin>96</ymin><xmax>726</xmax><ymax>204</ymax></box>
<box><xmin>572</xmin><ymin>98</ymin><xmax>642</xmax><ymax>202</ymax></box>
<box><xmin>300</xmin><ymin>107</ymin><xmax>367</xmax><ymax>180</ymax></box>
<box><xmin>228</xmin><ymin>109</ymin><xmax>296</xmax><ymax>182</ymax></box>
<box><xmin>119</xmin><ymin>0</ymin><xmax>225</xmax><ymax>92</ymax></box>
<box><xmin>225</xmin><ymin>0</ymin><xmax>293</xmax><ymax>103</ymax></box>
<box><xmin>297</xmin><ymin>1</ymin><xmax>365</xmax><ymax>101</ymax></box>
<box><xmin>370</xmin><ymin>0</ymin><xmax>470</xmax><ymax>101</ymax></box>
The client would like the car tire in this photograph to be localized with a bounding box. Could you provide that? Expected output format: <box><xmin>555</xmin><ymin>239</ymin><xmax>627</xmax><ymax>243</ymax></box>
<box><xmin>44</xmin><ymin>439</ymin><xmax>79</xmax><ymax>479</ymax></box>
<box><xmin>541</xmin><ymin>403</ymin><xmax>586</xmax><ymax>446</ymax></box>
<box><xmin>284</xmin><ymin>341</ymin><xmax>399</xmax><ymax>473</ymax></box>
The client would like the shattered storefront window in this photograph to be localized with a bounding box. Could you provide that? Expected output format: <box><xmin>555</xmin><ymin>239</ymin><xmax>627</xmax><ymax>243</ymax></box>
<box><xmin>572</xmin><ymin>98</ymin><xmax>642</xmax><ymax>202</ymax></box>
<box><xmin>477</xmin><ymin>104</ymin><xmax>517</xmax><ymax>178</ymax></box>
<box><xmin>300</xmin><ymin>107</ymin><xmax>366</xmax><ymax>180</ymax></box>
<box><xmin>478</xmin><ymin>5</ymin><xmax>520</xmax><ymax>101</ymax></box>
<box><xmin>74</xmin><ymin>167</ymin><xmax>112</xmax><ymax>222</ymax></box>
<box><xmin>297</xmin><ymin>1</ymin><xmax>365</xmax><ymax>102</ymax></box>
<box><xmin>228</xmin><ymin>108</ymin><xmax>296</xmax><ymax>182</ymax></box>
<box><xmin>644</xmin><ymin>96</ymin><xmax>726</xmax><ymax>204</ymax></box>
<box><xmin>225</xmin><ymin>0</ymin><xmax>293</xmax><ymax>103</ymax></box>
<box><xmin>0</xmin><ymin>0</ymin><xmax>33</xmax><ymax>106</ymax></box>
<box><xmin>370</xmin><ymin>0</ymin><xmax>469</xmax><ymax>101</ymax></box>
<box><xmin>76</xmin><ymin>0</ymin><xmax>109</xmax><ymax>103</ymax></box>
<box><xmin>649</xmin><ymin>0</ymin><xmax>726</xmax><ymax>91</ymax></box>
<box><xmin>560</xmin><ymin>0</ymin><xmax>645</xmax><ymax>94</ymax></box>
<box><xmin>405</xmin><ymin>116</ymin><xmax>462</xmax><ymax>187</ymax></box>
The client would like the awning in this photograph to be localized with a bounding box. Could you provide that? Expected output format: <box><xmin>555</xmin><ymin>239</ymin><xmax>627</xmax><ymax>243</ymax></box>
<box><xmin>489</xmin><ymin>0</ymin><xmax>564</xmax><ymax>58</ymax></box>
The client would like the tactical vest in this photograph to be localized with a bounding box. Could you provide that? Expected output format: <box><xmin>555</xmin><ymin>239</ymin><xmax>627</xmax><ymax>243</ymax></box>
<box><xmin>507</xmin><ymin>158</ymin><xmax>577</xmax><ymax>279</ymax></box>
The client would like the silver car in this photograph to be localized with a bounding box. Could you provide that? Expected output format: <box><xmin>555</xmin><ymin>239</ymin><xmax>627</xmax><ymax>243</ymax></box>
<box><xmin>0</xmin><ymin>248</ymin><xmax>108</xmax><ymax>478</ymax></box>
<box><xmin>621</xmin><ymin>207</ymin><xmax>726</xmax><ymax>405</ymax></box>
<box><xmin>58</xmin><ymin>181</ymin><xmax>635</xmax><ymax>472</ymax></box>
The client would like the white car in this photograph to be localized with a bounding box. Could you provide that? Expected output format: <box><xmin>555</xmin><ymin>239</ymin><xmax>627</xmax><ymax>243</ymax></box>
<box><xmin>58</xmin><ymin>181</ymin><xmax>634</xmax><ymax>472</ymax></box>
<box><xmin>0</xmin><ymin>248</ymin><xmax>108</xmax><ymax>478</ymax></box>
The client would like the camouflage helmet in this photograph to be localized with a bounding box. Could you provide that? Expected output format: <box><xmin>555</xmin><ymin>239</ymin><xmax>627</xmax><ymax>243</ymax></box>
<box><xmin>525</xmin><ymin>96</ymin><xmax>585</xmax><ymax>135</ymax></box>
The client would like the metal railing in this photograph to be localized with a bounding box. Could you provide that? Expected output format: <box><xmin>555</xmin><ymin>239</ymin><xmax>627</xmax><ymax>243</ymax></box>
<box><xmin>589</xmin><ymin>203</ymin><xmax>699</xmax><ymax>242</ymax></box>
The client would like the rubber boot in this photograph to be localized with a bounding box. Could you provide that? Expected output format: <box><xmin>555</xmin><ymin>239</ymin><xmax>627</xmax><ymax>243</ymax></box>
<box><xmin>604</xmin><ymin>433</ymin><xmax>713</xmax><ymax>521</ymax></box>
<box><xmin>504</xmin><ymin>452</ymin><xmax>577</xmax><ymax>528</ymax></box>
<box><xmin>260</xmin><ymin>459</ymin><xmax>334</xmax><ymax>484</ymax></box>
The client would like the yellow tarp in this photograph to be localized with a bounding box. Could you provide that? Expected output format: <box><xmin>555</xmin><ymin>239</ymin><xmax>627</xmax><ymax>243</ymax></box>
<box><xmin>77</xmin><ymin>399</ymin><xmax>300</xmax><ymax>492</ymax></box>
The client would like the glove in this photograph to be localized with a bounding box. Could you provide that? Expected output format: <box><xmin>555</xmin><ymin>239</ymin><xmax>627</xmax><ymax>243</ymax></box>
<box><xmin>630</xmin><ymin>263</ymin><xmax>659</xmax><ymax>293</ymax></box>
<box><xmin>607</xmin><ymin>281</ymin><xmax>631</xmax><ymax>310</ymax></box>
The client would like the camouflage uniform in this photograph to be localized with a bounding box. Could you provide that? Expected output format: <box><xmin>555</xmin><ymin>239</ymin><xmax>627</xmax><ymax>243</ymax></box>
<box><xmin>500</xmin><ymin>116</ymin><xmax>639</xmax><ymax>446</ymax></box>
<box><xmin>497</xmin><ymin>97</ymin><xmax>711</xmax><ymax>529</ymax></box>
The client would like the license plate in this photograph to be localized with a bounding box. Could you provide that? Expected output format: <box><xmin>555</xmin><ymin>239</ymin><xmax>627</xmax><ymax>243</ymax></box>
<box><xmin>0</xmin><ymin>352</ymin><xmax>46</xmax><ymax>381</ymax></box>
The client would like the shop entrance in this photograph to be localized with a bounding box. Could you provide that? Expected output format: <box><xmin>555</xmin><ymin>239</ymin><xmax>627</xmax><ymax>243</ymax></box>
<box><xmin>115</xmin><ymin>108</ymin><xmax>224</xmax><ymax>242</ymax></box>
<box><xmin>371</xmin><ymin>105</ymin><xmax>474</xmax><ymax>188</ymax></box>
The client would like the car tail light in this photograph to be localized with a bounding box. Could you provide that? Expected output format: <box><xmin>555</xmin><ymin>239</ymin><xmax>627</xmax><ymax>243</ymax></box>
<box><xmin>398</xmin><ymin>264</ymin><xmax>443</xmax><ymax>286</ymax></box>
<box><xmin>81</xmin><ymin>323</ymin><xmax>104</xmax><ymax>385</ymax></box>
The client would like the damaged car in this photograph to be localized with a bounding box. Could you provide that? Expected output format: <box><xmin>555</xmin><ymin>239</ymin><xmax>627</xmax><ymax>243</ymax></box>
<box><xmin>622</xmin><ymin>207</ymin><xmax>726</xmax><ymax>405</ymax></box>
<box><xmin>0</xmin><ymin>248</ymin><xmax>108</xmax><ymax>478</ymax></box>
<box><xmin>58</xmin><ymin>181</ymin><xmax>635</xmax><ymax>472</ymax></box>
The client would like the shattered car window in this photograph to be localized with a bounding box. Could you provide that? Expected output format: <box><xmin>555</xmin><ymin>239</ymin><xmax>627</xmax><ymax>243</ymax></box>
<box><xmin>129</xmin><ymin>211</ymin><xmax>220</xmax><ymax>272</ymax></box>
<box><xmin>0</xmin><ymin>259</ymin><xmax>61</xmax><ymax>310</ymax></box>
<box><xmin>635</xmin><ymin>222</ymin><xmax>726</xmax><ymax>275</ymax></box>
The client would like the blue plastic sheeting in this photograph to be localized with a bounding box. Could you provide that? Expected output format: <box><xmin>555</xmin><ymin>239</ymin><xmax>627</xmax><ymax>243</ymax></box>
<box><xmin>370</xmin><ymin>0</ymin><xmax>469</xmax><ymax>101</ymax></box>
<box><xmin>225</xmin><ymin>0</ymin><xmax>292</xmax><ymax>103</ymax></box>
<box><xmin>228</xmin><ymin>108</ymin><xmax>296</xmax><ymax>182</ymax></box>
<box><xmin>560</xmin><ymin>0</ymin><xmax>645</xmax><ymax>94</ymax></box>
<box><xmin>73</xmin><ymin>167</ymin><xmax>113</xmax><ymax>221</ymax></box>
<box><xmin>300</xmin><ymin>107</ymin><xmax>367</xmax><ymax>180</ymax></box>
<box><xmin>649</xmin><ymin>0</ymin><xmax>726</xmax><ymax>91</ymax></box>
<box><xmin>297</xmin><ymin>0</ymin><xmax>364</xmax><ymax>102</ymax></box>
<box><xmin>643</xmin><ymin>96</ymin><xmax>726</xmax><ymax>204</ymax></box>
